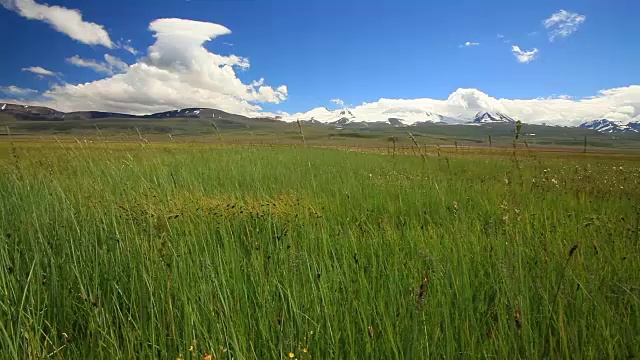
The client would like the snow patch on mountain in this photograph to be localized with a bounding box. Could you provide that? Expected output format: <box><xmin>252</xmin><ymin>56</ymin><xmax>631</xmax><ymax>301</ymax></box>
<box><xmin>472</xmin><ymin>112</ymin><xmax>516</xmax><ymax>123</ymax></box>
<box><xmin>579</xmin><ymin>119</ymin><xmax>638</xmax><ymax>133</ymax></box>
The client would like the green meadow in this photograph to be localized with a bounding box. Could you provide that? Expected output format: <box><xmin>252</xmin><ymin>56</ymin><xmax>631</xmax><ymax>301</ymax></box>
<box><xmin>0</xmin><ymin>139</ymin><xmax>639</xmax><ymax>359</ymax></box>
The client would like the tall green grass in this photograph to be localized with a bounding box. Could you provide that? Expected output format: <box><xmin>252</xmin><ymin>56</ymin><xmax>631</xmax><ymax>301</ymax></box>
<box><xmin>0</xmin><ymin>141</ymin><xmax>639</xmax><ymax>359</ymax></box>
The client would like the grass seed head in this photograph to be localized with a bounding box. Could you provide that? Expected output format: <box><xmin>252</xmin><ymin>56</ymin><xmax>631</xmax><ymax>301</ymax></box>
<box><xmin>514</xmin><ymin>308</ymin><xmax>522</xmax><ymax>330</ymax></box>
<box><xmin>568</xmin><ymin>244</ymin><xmax>578</xmax><ymax>258</ymax></box>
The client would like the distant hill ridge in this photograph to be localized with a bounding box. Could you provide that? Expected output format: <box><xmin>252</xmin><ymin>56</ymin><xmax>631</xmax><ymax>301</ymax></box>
<box><xmin>0</xmin><ymin>103</ymin><xmax>251</xmax><ymax>121</ymax></box>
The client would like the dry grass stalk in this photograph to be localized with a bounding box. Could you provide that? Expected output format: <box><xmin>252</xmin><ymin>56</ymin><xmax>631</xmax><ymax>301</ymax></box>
<box><xmin>210</xmin><ymin>120</ymin><xmax>224</xmax><ymax>143</ymax></box>
<box><xmin>553</xmin><ymin>244</ymin><xmax>579</xmax><ymax>303</ymax></box>
<box><xmin>296</xmin><ymin>119</ymin><xmax>307</xmax><ymax>147</ymax></box>
<box><xmin>416</xmin><ymin>272</ymin><xmax>429</xmax><ymax>308</ymax></box>
<box><xmin>514</xmin><ymin>308</ymin><xmax>522</xmax><ymax>330</ymax></box>
<box><xmin>408</xmin><ymin>132</ymin><xmax>428</xmax><ymax>162</ymax></box>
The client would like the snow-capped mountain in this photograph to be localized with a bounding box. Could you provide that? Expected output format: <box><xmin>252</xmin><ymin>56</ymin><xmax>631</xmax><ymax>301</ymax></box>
<box><xmin>289</xmin><ymin>107</ymin><xmax>455</xmax><ymax>125</ymax></box>
<box><xmin>579</xmin><ymin>119</ymin><xmax>639</xmax><ymax>133</ymax></box>
<box><xmin>378</xmin><ymin>110</ymin><xmax>446</xmax><ymax>124</ymax></box>
<box><xmin>294</xmin><ymin>107</ymin><xmax>356</xmax><ymax>124</ymax></box>
<box><xmin>386</xmin><ymin>118</ymin><xmax>405</xmax><ymax>126</ymax></box>
<box><xmin>628</xmin><ymin>120</ymin><xmax>640</xmax><ymax>132</ymax></box>
<box><xmin>471</xmin><ymin>112</ymin><xmax>516</xmax><ymax>124</ymax></box>
<box><xmin>284</xmin><ymin>100</ymin><xmax>520</xmax><ymax>126</ymax></box>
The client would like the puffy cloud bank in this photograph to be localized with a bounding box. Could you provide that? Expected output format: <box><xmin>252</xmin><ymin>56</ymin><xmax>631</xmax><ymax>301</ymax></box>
<box><xmin>285</xmin><ymin>87</ymin><xmax>640</xmax><ymax>126</ymax></box>
<box><xmin>13</xmin><ymin>18</ymin><xmax>288</xmax><ymax>115</ymax></box>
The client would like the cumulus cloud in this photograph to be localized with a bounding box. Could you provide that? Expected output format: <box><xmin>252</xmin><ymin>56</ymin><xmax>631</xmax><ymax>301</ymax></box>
<box><xmin>330</xmin><ymin>98</ymin><xmax>344</xmax><ymax>106</ymax></box>
<box><xmin>0</xmin><ymin>85</ymin><xmax>37</xmax><ymax>97</ymax></box>
<box><xmin>0</xmin><ymin>0</ymin><xmax>113</xmax><ymax>47</ymax></box>
<box><xmin>512</xmin><ymin>45</ymin><xmax>538</xmax><ymax>63</ymax></box>
<box><xmin>544</xmin><ymin>10</ymin><xmax>586</xmax><ymax>42</ymax></box>
<box><xmin>460</xmin><ymin>41</ymin><xmax>480</xmax><ymax>48</ymax></box>
<box><xmin>280</xmin><ymin>86</ymin><xmax>640</xmax><ymax>127</ymax></box>
<box><xmin>22</xmin><ymin>18</ymin><xmax>287</xmax><ymax>115</ymax></box>
<box><xmin>22</xmin><ymin>66</ymin><xmax>57</xmax><ymax>76</ymax></box>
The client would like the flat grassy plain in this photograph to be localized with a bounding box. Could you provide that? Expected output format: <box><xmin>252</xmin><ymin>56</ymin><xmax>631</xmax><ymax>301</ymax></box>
<box><xmin>1</xmin><ymin>138</ymin><xmax>639</xmax><ymax>359</ymax></box>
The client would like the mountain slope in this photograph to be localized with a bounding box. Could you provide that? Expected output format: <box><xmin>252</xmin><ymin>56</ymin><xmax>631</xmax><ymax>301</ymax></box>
<box><xmin>0</xmin><ymin>103</ymin><xmax>64</xmax><ymax>120</ymax></box>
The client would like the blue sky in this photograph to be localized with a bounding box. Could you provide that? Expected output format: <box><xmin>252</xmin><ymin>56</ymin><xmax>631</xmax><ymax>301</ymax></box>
<box><xmin>1</xmin><ymin>0</ymin><xmax>639</xmax><ymax>124</ymax></box>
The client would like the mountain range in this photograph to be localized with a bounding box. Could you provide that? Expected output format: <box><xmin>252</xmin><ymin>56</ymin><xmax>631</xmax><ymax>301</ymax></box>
<box><xmin>1</xmin><ymin>102</ymin><xmax>638</xmax><ymax>134</ymax></box>
<box><xmin>280</xmin><ymin>105</ymin><xmax>638</xmax><ymax>133</ymax></box>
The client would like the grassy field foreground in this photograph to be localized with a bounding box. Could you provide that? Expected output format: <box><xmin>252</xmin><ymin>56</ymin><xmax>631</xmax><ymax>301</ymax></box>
<box><xmin>0</xmin><ymin>141</ymin><xmax>639</xmax><ymax>359</ymax></box>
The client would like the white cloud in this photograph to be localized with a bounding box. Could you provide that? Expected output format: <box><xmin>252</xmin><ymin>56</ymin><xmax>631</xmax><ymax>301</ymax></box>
<box><xmin>19</xmin><ymin>18</ymin><xmax>287</xmax><ymax>115</ymax></box>
<box><xmin>277</xmin><ymin>86</ymin><xmax>640</xmax><ymax>127</ymax></box>
<box><xmin>1</xmin><ymin>0</ymin><xmax>113</xmax><ymax>47</ymax></box>
<box><xmin>22</xmin><ymin>66</ymin><xmax>57</xmax><ymax>76</ymax></box>
<box><xmin>115</xmin><ymin>40</ymin><xmax>138</xmax><ymax>55</ymax></box>
<box><xmin>66</xmin><ymin>55</ymin><xmax>114</xmax><ymax>75</ymax></box>
<box><xmin>104</xmin><ymin>54</ymin><xmax>128</xmax><ymax>72</ymax></box>
<box><xmin>0</xmin><ymin>85</ymin><xmax>37</xmax><ymax>97</ymax></box>
<box><xmin>66</xmin><ymin>54</ymin><xmax>128</xmax><ymax>75</ymax></box>
<box><xmin>460</xmin><ymin>41</ymin><xmax>480</xmax><ymax>48</ymax></box>
<box><xmin>497</xmin><ymin>34</ymin><xmax>511</xmax><ymax>43</ymax></box>
<box><xmin>511</xmin><ymin>45</ymin><xmax>539</xmax><ymax>63</ymax></box>
<box><xmin>330</xmin><ymin>98</ymin><xmax>344</xmax><ymax>106</ymax></box>
<box><xmin>543</xmin><ymin>10</ymin><xmax>586</xmax><ymax>42</ymax></box>
<box><xmin>122</xmin><ymin>45</ymin><xmax>138</xmax><ymax>55</ymax></box>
